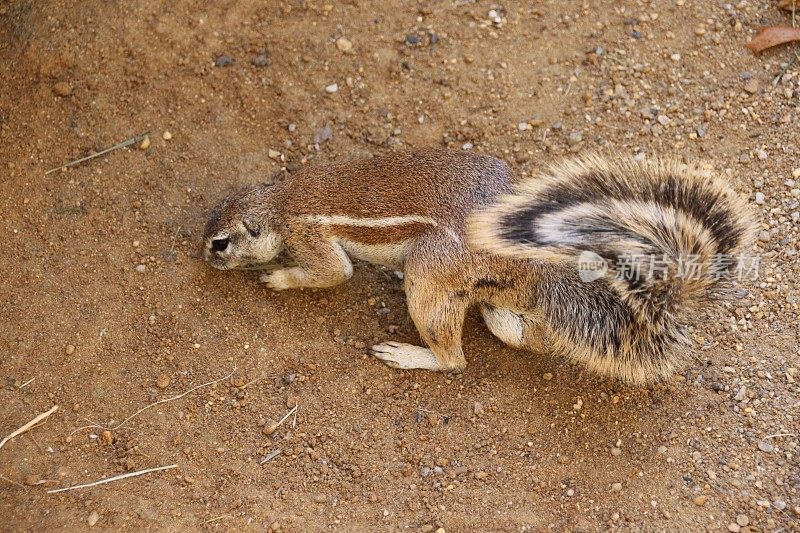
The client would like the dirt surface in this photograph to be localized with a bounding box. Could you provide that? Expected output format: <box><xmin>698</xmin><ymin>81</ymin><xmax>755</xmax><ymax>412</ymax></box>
<box><xmin>1</xmin><ymin>0</ymin><xmax>799</xmax><ymax>531</ymax></box>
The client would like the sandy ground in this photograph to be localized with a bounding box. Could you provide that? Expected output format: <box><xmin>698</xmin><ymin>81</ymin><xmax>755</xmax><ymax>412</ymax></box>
<box><xmin>1</xmin><ymin>0</ymin><xmax>798</xmax><ymax>531</ymax></box>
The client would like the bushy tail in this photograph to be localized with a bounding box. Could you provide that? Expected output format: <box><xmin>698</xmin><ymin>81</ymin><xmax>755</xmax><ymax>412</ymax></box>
<box><xmin>468</xmin><ymin>155</ymin><xmax>758</xmax><ymax>383</ymax></box>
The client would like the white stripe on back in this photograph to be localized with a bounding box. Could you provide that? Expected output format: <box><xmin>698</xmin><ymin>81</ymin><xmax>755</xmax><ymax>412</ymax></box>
<box><xmin>302</xmin><ymin>214</ymin><xmax>438</xmax><ymax>227</ymax></box>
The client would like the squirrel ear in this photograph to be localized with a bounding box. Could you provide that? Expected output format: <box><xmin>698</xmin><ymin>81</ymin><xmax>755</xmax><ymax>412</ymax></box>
<box><xmin>242</xmin><ymin>216</ymin><xmax>261</xmax><ymax>237</ymax></box>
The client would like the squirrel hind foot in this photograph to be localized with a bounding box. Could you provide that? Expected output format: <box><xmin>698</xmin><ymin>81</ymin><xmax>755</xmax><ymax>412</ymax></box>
<box><xmin>370</xmin><ymin>342</ymin><xmax>444</xmax><ymax>371</ymax></box>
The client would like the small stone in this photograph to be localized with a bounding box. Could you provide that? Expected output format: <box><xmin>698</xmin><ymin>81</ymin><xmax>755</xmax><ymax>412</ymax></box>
<box><xmin>611</xmin><ymin>447</ymin><xmax>622</xmax><ymax>457</ymax></box>
<box><xmin>311</xmin><ymin>494</ymin><xmax>327</xmax><ymax>503</ymax></box>
<box><xmin>420</xmin><ymin>466</ymin><xmax>431</xmax><ymax>477</ymax></box>
<box><xmin>52</xmin><ymin>82</ymin><xmax>72</xmax><ymax>97</ymax></box>
<box><xmin>139</xmin><ymin>136</ymin><xmax>150</xmax><ymax>150</ymax></box>
<box><xmin>405</xmin><ymin>34</ymin><xmax>421</xmax><ymax>45</ymax></box>
<box><xmin>772</xmin><ymin>500</ymin><xmax>786</xmax><ymax>510</ymax></box>
<box><xmin>793</xmin><ymin>168</ymin><xmax>800</xmax><ymax>178</ymax></box>
<box><xmin>754</xmin><ymin>192</ymin><xmax>765</xmax><ymax>205</ymax></box>
<box><xmin>214</xmin><ymin>55</ymin><xmax>234</xmax><ymax>67</ymax></box>
<box><xmin>566</xmin><ymin>488</ymin><xmax>574</xmax><ymax>497</ymax></box>
<box><xmin>473</xmin><ymin>401</ymin><xmax>483</xmax><ymax>415</ymax></box>
<box><xmin>657</xmin><ymin>114</ymin><xmax>671</xmax><ymax>126</ymax></box>
<box><xmin>757</xmin><ymin>441</ymin><xmax>774</xmax><ymax>453</ymax></box>
<box><xmin>335</xmin><ymin>37</ymin><xmax>353</xmax><ymax>53</ymax></box>
<box><xmin>568</xmin><ymin>131</ymin><xmax>583</xmax><ymax>145</ymax></box>
<box><xmin>611</xmin><ymin>482</ymin><xmax>622</xmax><ymax>492</ymax></box>
<box><xmin>744</xmin><ymin>79</ymin><xmax>759</xmax><ymax>94</ymax></box>
<box><xmin>135</xmin><ymin>264</ymin><xmax>146</xmax><ymax>273</ymax></box>
<box><xmin>88</xmin><ymin>511</ymin><xmax>100</xmax><ymax>527</ymax></box>
<box><xmin>694</xmin><ymin>495</ymin><xmax>707</xmax><ymax>506</ymax></box>
<box><xmin>543</xmin><ymin>372</ymin><xmax>553</xmax><ymax>381</ymax></box>
<box><xmin>670</xmin><ymin>53</ymin><xmax>681</xmax><ymax>61</ymax></box>
<box><xmin>100</xmin><ymin>430</ymin><xmax>113</xmax><ymax>445</ymax></box>
<box><xmin>65</xmin><ymin>344</ymin><xmax>76</xmax><ymax>355</ymax></box>
<box><xmin>162</xmin><ymin>131</ymin><xmax>172</xmax><ymax>141</ymax></box>
<box><xmin>733</xmin><ymin>386</ymin><xmax>747</xmax><ymax>401</ymax></box>
<box><xmin>268</xmin><ymin>149</ymin><xmax>281</xmax><ymax>160</ymax></box>
<box><xmin>156</xmin><ymin>374</ymin><xmax>170</xmax><ymax>389</ymax></box>
<box><xmin>736</xmin><ymin>515</ymin><xmax>749</xmax><ymax>527</ymax></box>
<box><xmin>325</xmin><ymin>83</ymin><xmax>338</xmax><ymax>94</ymax></box>
<box><xmin>474</xmin><ymin>471</ymin><xmax>488</xmax><ymax>480</ymax></box>
<box><xmin>262</xmin><ymin>419</ymin><xmax>279</xmax><ymax>436</ymax></box>
<box><xmin>251</xmin><ymin>54</ymin><xmax>269</xmax><ymax>67</ymax></box>
<box><xmin>314</xmin><ymin>125</ymin><xmax>333</xmax><ymax>145</ymax></box>
<box><xmin>518</xmin><ymin>121</ymin><xmax>529</xmax><ymax>131</ymax></box>
<box><xmin>727</xmin><ymin>523</ymin><xmax>740</xmax><ymax>533</ymax></box>
<box><xmin>756</xmin><ymin>149</ymin><xmax>768</xmax><ymax>161</ymax></box>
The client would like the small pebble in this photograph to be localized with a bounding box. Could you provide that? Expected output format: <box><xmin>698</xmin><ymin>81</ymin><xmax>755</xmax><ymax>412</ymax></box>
<box><xmin>473</xmin><ymin>401</ymin><xmax>483</xmax><ymax>415</ymax></box>
<box><xmin>754</xmin><ymin>192</ymin><xmax>765</xmax><ymax>205</ymax></box>
<box><xmin>88</xmin><ymin>511</ymin><xmax>100</xmax><ymax>527</ymax></box>
<box><xmin>162</xmin><ymin>131</ymin><xmax>172</xmax><ymax>141</ymax></box>
<box><xmin>53</xmin><ymin>82</ymin><xmax>72</xmax><ymax>97</ymax></box>
<box><xmin>611</xmin><ymin>482</ymin><xmax>622</xmax><ymax>492</ymax></box>
<box><xmin>335</xmin><ymin>37</ymin><xmax>353</xmax><ymax>53</ymax></box>
<box><xmin>543</xmin><ymin>372</ymin><xmax>553</xmax><ymax>381</ymax></box>
<box><xmin>263</xmin><ymin>419</ymin><xmax>279</xmax><ymax>436</ymax></box>
<box><xmin>311</xmin><ymin>494</ymin><xmax>327</xmax><ymax>503</ymax></box>
<box><xmin>214</xmin><ymin>55</ymin><xmax>234</xmax><ymax>67</ymax></box>
<box><xmin>251</xmin><ymin>54</ymin><xmax>269</xmax><ymax>67</ymax></box>
<box><xmin>727</xmin><ymin>523</ymin><xmax>740</xmax><ymax>533</ymax></box>
<box><xmin>611</xmin><ymin>447</ymin><xmax>622</xmax><ymax>457</ymax></box>
<box><xmin>65</xmin><ymin>344</ymin><xmax>76</xmax><ymax>355</ymax></box>
<box><xmin>756</xmin><ymin>149</ymin><xmax>768</xmax><ymax>161</ymax></box>
<box><xmin>135</xmin><ymin>264</ymin><xmax>146</xmax><ymax>273</ymax></box>
<box><xmin>518</xmin><ymin>121</ymin><xmax>529</xmax><ymax>131</ymax></box>
<box><xmin>325</xmin><ymin>83</ymin><xmax>338</xmax><ymax>94</ymax></box>
<box><xmin>694</xmin><ymin>495</ymin><xmax>707</xmax><ymax>506</ymax></box>
<box><xmin>139</xmin><ymin>136</ymin><xmax>150</xmax><ymax>150</ymax></box>
<box><xmin>733</xmin><ymin>386</ymin><xmax>747</xmax><ymax>401</ymax></box>
<box><xmin>100</xmin><ymin>430</ymin><xmax>113</xmax><ymax>445</ymax></box>
<box><xmin>405</xmin><ymin>34</ymin><xmax>421</xmax><ymax>45</ymax></box>
<box><xmin>657</xmin><ymin>114</ymin><xmax>671</xmax><ymax>126</ymax></box>
<box><xmin>156</xmin><ymin>374</ymin><xmax>170</xmax><ymax>389</ymax></box>
<box><xmin>772</xmin><ymin>500</ymin><xmax>786</xmax><ymax>510</ymax></box>
<box><xmin>268</xmin><ymin>149</ymin><xmax>281</xmax><ymax>160</ymax></box>
<box><xmin>744</xmin><ymin>79</ymin><xmax>759</xmax><ymax>94</ymax></box>
<box><xmin>757</xmin><ymin>441</ymin><xmax>774</xmax><ymax>453</ymax></box>
<box><xmin>736</xmin><ymin>515</ymin><xmax>749</xmax><ymax>527</ymax></box>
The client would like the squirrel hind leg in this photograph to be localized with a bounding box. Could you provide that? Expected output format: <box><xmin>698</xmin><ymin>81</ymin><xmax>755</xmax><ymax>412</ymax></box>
<box><xmin>371</xmin><ymin>252</ymin><xmax>471</xmax><ymax>373</ymax></box>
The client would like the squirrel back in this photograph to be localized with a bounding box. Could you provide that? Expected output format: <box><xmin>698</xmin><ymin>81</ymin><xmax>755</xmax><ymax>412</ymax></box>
<box><xmin>469</xmin><ymin>155</ymin><xmax>758</xmax><ymax>384</ymax></box>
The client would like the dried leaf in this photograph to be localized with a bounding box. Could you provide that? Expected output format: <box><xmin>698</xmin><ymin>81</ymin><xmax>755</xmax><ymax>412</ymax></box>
<box><xmin>746</xmin><ymin>25</ymin><xmax>800</xmax><ymax>53</ymax></box>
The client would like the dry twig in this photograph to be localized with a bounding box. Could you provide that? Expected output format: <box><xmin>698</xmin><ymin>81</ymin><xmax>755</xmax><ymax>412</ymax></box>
<box><xmin>69</xmin><ymin>369</ymin><xmax>235</xmax><ymax>436</ymax></box>
<box><xmin>47</xmin><ymin>464</ymin><xmax>177</xmax><ymax>494</ymax></box>
<box><xmin>0</xmin><ymin>405</ymin><xmax>59</xmax><ymax>451</ymax></box>
<box><xmin>45</xmin><ymin>132</ymin><xmax>149</xmax><ymax>175</ymax></box>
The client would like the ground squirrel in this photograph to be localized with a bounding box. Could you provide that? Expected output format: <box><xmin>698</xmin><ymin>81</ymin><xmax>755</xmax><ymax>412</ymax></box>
<box><xmin>203</xmin><ymin>150</ymin><xmax>756</xmax><ymax>384</ymax></box>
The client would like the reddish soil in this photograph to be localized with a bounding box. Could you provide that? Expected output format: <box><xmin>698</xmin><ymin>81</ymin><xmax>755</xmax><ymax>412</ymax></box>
<box><xmin>1</xmin><ymin>1</ymin><xmax>798</xmax><ymax>531</ymax></box>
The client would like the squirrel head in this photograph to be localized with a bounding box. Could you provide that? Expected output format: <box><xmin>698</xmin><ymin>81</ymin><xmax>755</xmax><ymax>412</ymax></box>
<box><xmin>202</xmin><ymin>184</ymin><xmax>283</xmax><ymax>270</ymax></box>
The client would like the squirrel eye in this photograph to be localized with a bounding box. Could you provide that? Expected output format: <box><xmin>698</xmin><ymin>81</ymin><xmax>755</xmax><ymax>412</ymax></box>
<box><xmin>242</xmin><ymin>217</ymin><xmax>261</xmax><ymax>238</ymax></box>
<box><xmin>211</xmin><ymin>237</ymin><xmax>229</xmax><ymax>252</ymax></box>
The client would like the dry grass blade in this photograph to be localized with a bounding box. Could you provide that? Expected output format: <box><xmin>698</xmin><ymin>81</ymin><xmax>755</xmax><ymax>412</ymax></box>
<box><xmin>47</xmin><ymin>464</ymin><xmax>177</xmax><ymax>494</ymax></box>
<box><xmin>259</xmin><ymin>449</ymin><xmax>282</xmax><ymax>464</ymax></box>
<box><xmin>0</xmin><ymin>405</ymin><xmax>58</xmax><ymax>451</ymax></box>
<box><xmin>747</xmin><ymin>26</ymin><xmax>800</xmax><ymax>53</ymax></box>
<box><xmin>45</xmin><ymin>132</ymin><xmax>149</xmax><ymax>175</ymax></box>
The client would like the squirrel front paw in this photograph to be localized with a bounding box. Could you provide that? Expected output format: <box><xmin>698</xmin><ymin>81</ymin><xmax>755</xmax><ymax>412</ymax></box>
<box><xmin>259</xmin><ymin>269</ymin><xmax>299</xmax><ymax>290</ymax></box>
